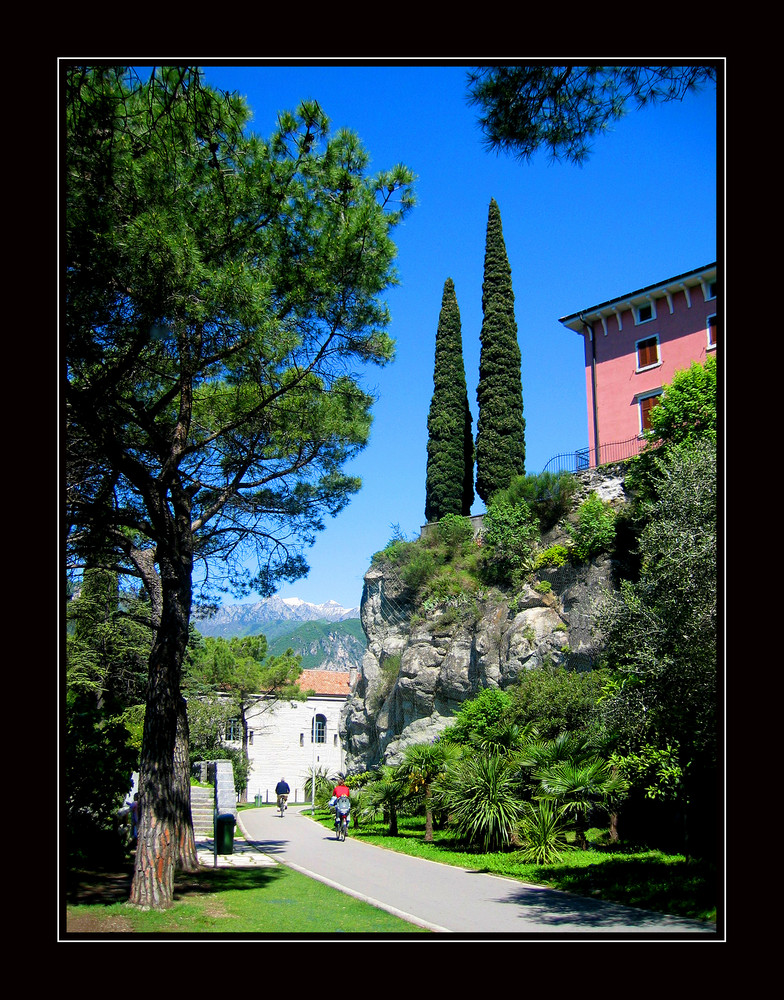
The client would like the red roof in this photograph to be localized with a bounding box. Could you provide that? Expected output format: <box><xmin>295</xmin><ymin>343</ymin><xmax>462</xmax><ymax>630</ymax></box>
<box><xmin>297</xmin><ymin>670</ymin><xmax>352</xmax><ymax>696</ymax></box>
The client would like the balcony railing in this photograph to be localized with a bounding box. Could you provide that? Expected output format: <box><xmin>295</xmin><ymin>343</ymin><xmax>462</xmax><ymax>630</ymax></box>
<box><xmin>541</xmin><ymin>435</ymin><xmax>658</xmax><ymax>475</ymax></box>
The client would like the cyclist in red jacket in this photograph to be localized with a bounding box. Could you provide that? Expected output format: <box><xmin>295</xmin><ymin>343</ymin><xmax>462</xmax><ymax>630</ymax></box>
<box><xmin>331</xmin><ymin>781</ymin><xmax>351</xmax><ymax>835</ymax></box>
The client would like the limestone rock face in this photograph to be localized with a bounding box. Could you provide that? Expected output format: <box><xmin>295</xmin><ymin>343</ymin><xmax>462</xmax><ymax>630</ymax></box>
<box><xmin>342</xmin><ymin>553</ymin><xmax>617</xmax><ymax>772</ymax></box>
<box><xmin>341</xmin><ymin>466</ymin><xmax>629</xmax><ymax>773</ymax></box>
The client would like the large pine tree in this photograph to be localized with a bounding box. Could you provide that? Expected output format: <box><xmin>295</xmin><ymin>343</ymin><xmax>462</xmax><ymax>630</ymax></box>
<box><xmin>425</xmin><ymin>279</ymin><xmax>474</xmax><ymax>522</ymax></box>
<box><xmin>475</xmin><ymin>199</ymin><xmax>525</xmax><ymax>503</ymax></box>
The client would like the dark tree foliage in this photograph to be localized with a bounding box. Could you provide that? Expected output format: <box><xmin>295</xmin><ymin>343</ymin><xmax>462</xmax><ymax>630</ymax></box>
<box><xmin>65</xmin><ymin>567</ymin><xmax>150</xmax><ymax>861</ymax></box>
<box><xmin>466</xmin><ymin>65</ymin><xmax>717</xmax><ymax>165</ymax></box>
<box><xmin>475</xmin><ymin>199</ymin><xmax>525</xmax><ymax>503</ymax></box>
<box><xmin>424</xmin><ymin>278</ymin><xmax>474</xmax><ymax>522</ymax></box>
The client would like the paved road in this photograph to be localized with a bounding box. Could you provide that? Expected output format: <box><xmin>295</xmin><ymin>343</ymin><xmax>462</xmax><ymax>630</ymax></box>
<box><xmin>237</xmin><ymin>805</ymin><xmax>715</xmax><ymax>938</ymax></box>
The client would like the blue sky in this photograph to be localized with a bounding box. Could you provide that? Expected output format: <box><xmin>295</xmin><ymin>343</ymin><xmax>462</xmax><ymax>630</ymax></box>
<box><xmin>200</xmin><ymin>62</ymin><xmax>719</xmax><ymax>610</ymax></box>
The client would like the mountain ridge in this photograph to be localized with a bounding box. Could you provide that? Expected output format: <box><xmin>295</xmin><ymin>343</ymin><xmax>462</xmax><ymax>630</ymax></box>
<box><xmin>193</xmin><ymin>596</ymin><xmax>361</xmax><ymax>640</ymax></box>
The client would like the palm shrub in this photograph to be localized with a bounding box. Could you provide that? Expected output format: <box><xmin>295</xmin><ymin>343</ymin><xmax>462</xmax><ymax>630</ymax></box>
<box><xmin>523</xmin><ymin>733</ymin><xmax>628</xmax><ymax>849</ymax></box>
<box><xmin>304</xmin><ymin>766</ymin><xmax>339</xmax><ymax>807</ymax></box>
<box><xmin>518</xmin><ymin>799</ymin><xmax>571</xmax><ymax>864</ymax></box>
<box><xmin>399</xmin><ymin>741</ymin><xmax>462</xmax><ymax>842</ymax></box>
<box><xmin>359</xmin><ymin>765</ymin><xmax>409</xmax><ymax>835</ymax></box>
<box><xmin>434</xmin><ymin>751</ymin><xmax>526</xmax><ymax>852</ymax></box>
<box><xmin>534</xmin><ymin>758</ymin><xmax>627</xmax><ymax>848</ymax></box>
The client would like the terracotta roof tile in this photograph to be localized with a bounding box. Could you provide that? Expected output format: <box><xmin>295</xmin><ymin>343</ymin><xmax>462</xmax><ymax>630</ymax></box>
<box><xmin>297</xmin><ymin>670</ymin><xmax>352</xmax><ymax>696</ymax></box>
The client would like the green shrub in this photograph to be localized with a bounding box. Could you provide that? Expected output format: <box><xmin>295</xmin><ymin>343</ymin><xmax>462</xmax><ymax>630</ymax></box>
<box><xmin>494</xmin><ymin>471</ymin><xmax>577</xmax><ymax>532</ymax></box>
<box><xmin>534</xmin><ymin>544</ymin><xmax>571</xmax><ymax>570</ymax></box>
<box><xmin>480</xmin><ymin>498</ymin><xmax>539</xmax><ymax>586</ymax></box>
<box><xmin>400</xmin><ymin>549</ymin><xmax>438</xmax><ymax>590</ymax></box>
<box><xmin>370</xmin><ymin>654</ymin><xmax>401</xmax><ymax>709</ymax></box>
<box><xmin>568</xmin><ymin>493</ymin><xmax>616</xmax><ymax>563</ymax></box>
<box><xmin>434</xmin><ymin>513</ymin><xmax>474</xmax><ymax>552</ymax></box>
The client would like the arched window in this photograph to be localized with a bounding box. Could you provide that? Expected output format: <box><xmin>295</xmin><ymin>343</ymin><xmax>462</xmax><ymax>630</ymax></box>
<box><xmin>312</xmin><ymin>714</ymin><xmax>326</xmax><ymax>744</ymax></box>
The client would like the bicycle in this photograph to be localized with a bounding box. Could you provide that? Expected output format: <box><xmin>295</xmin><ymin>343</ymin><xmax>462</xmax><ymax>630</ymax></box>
<box><xmin>277</xmin><ymin>793</ymin><xmax>288</xmax><ymax>817</ymax></box>
<box><xmin>334</xmin><ymin>795</ymin><xmax>350</xmax><ymax>841</ymax></box>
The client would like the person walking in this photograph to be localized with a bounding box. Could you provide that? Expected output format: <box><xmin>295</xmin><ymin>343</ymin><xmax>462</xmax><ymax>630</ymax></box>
<box><xmin>275</xmin><ymin>777</ymin><xmax>290</xmax><ymax>815</ymax></box>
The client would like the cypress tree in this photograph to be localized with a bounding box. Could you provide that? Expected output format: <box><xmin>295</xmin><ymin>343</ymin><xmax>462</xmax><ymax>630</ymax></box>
<box><xmin>475</xmin><ymin>198</ymin><xmax>525</xmax><ymax>503</ymax></box>
<box><xmin>425</xmin><ymin>278</ymin><xmax>474</xmax><ymax>522</ymax></box>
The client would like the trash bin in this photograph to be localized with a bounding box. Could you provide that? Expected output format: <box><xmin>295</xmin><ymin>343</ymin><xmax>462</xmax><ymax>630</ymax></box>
<box><xmin>215</xmin><ymin>813</ymin><xmax>235</xmax><ymax>854</ymax></box>
<box><xmin>254</xmin><ymin>794</ymin><xmax>263</xmax><ymax>807</ymax></box>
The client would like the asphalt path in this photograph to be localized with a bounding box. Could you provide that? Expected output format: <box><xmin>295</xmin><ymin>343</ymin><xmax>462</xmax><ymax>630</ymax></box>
<box><xmin>237</xmin><ymin>805</ymin><xmax>715</xmax><ymax>939</ymax></box>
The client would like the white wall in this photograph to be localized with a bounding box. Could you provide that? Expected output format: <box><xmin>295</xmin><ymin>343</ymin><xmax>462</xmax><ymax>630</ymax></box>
<box><xmin>239</xmin><ymin>694</ymin><xmax>347</xmax><ymax>803</ymax></box>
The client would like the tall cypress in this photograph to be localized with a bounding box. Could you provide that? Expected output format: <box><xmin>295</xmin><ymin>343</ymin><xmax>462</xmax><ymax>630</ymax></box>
<box><xmin>425</xmin><ymin>278</ymin><xmax>474</xmax><ymax>522</ymax></box>
<box><xmin>475</xmin><ymin>198</ymin><xmax>525</xmax><ymax>503</ymax></box>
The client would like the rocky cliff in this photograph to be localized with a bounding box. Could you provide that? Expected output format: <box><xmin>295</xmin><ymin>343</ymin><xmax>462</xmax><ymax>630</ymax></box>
<box><xmin>341</xmin><ymin>466</ymin><xmax>629</xmax><ymax>772</ymax></box>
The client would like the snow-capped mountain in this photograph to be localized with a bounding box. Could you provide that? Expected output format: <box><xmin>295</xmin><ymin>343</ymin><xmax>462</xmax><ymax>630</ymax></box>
<box><xmin>193</xmin><ymin>596</ymin><xmax>360</xmax><ymax>639</ymax></box>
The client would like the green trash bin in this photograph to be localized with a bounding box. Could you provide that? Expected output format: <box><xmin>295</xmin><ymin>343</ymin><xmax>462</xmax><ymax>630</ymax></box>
<box><xmin>254</xmin><ymin>794</ymin><xmax>263</xmax><ymax>807</ymax></box>
<box><xmin>215</xmin><ymin>813</ymin><xmax>235</xmax><ymax>854</ymax></box>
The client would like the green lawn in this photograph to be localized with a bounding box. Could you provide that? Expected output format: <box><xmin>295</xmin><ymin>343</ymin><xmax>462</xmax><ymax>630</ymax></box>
<box><xmin>311</xmin><ymin>810</ymin><xmax>717</xmax><ymax>924</ymax></box>
<box><xmin>65</xmin><ymin>849</ymin><xmax>429</xmax><ymax>935</ymax></box>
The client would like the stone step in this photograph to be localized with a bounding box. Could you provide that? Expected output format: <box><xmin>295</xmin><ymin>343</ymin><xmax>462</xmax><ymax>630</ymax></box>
<box><xmin>191</xmin><ymin>786</ymin><xmax>215</xmax><ymax>835</ymax></box>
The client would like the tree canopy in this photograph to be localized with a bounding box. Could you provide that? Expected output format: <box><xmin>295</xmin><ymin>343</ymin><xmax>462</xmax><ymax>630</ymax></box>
<box><xmin>474</xmin><ymin>199</ymin><xmax>525</xmax><ymax>503</ymax></box>
<box><xmin>466</xmin><ymin>65</ymin><xmax>717</xmax><ymax>165</ymax></box>
<box><xmin>424</xmin><ymin>278</ymin><xmax>474</xmax><ymax>522</ymax></box>
<box><xmin>65</xmin><ymin>64</ymin><xmax>415</xmax><ymax>908</ymax></box>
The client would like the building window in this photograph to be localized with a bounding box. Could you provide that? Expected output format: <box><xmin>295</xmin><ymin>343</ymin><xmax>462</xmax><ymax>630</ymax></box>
<box><xmin>312</xmin><ymin>714</ymin><xmax>326</xmax><ymax>744</ymax></box>
<box><xmin>707</xmin><ymin>314</ymin><xmax>717</xmax><ymax>350</ymax></box>
<box><xmin>333</xmin><ymin>734</ymin><xmax>339</xmax><ymax>747</ymax></box>
<box><xmin>636</xmin><ymin>335</ymin><xmax>660</xmax><ymax>371</ymax></box>
<box><xmin>635</xmin><ymin>301</ymin><xmax>656</xmax><ymax>324</ymax></box>
<box><xmin>247</xmin><ymin>730</ymin><xmax>253</xmax><ymax>745</ymax></box>
<box><xmin>226</xmin><ymin>719</ymin><xmax>241</xmax><ymax>742</ymax></box>
<box><xmin>638</xmin><ymin>391</ymin><xmax>662</xmax><ymax>434</ymax></box>
<box><xmin>300</xmin><ymin>733</ymin><xmax>304</xmax><ymax>746</ymax></box>
<box><xmin>705</xmin><ymin>279</ymin><xmax>717</xmax><ymax>300</ymax></box>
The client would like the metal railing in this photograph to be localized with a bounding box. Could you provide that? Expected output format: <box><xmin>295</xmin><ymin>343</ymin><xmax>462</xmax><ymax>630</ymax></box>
<box><xmin>541</xmin><ymin>435</ymin><xmax>658</xmax><ymax>475</ymax></box>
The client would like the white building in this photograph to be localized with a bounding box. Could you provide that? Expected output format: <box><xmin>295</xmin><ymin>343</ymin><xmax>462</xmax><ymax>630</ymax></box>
<box><xmin>228</xmin><ymin>670</ymin><xmax>353</xmax><ymax>804</ymax></box>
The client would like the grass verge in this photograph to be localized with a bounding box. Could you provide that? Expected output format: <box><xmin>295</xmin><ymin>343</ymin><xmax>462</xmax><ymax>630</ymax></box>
<box><xmin>65</xmin><ymin>859</ymin><xmax>429</xmax><ymax>935</ymax></box>
<box><xmin>64</xmin><ymin>828</ymin><xmax>429</xmax><ymax>936</ymax></box>
<box><xmin>312</xmin><ymin>811</ymin><xmax>717</xmax><ymax>924</ymax></box>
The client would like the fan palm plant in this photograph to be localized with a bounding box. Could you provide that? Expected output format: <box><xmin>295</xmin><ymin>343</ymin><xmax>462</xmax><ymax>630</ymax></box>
<box><xmin>533</xmin><ymin>757</ymin><xmax>627</xmax><ymax>849</ymax></box>
<box><xmin>399</xmin><ymin>741</ymin><xmax>462</xmax><ymax>842</ymax></box>
<box><xmin>359</xmin><ymin>765</ymin><xmax>408</xmax><ymax>835</ymax></box>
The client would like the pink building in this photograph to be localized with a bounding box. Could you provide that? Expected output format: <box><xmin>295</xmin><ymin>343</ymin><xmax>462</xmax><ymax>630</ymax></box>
<box><xmin>559</xmin><ymin>263</ymin><xmax>717</xmax><ymax>467</ymax></box>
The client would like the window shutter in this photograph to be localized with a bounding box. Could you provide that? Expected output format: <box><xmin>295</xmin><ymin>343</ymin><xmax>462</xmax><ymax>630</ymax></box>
<box><xmin>637</xmin><ymin>337</ymin><xmax>658</xmax><ymax>368</ymax></box>
<box><xmin>640</xmin><ymin>394</ymin><xmax>659</xmax><ymax>431</ymax></box>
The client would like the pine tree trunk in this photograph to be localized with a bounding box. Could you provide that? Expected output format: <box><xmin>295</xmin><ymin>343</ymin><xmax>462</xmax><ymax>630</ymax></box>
<box><xmin>130</xmin><ymin>792</ymin><xmax>176</xmax><ymax>909</ymax></box>
<box><xmin>174</xmin><ymin>695</ymin><xmax>199</xmax><ymax>871</ymax></box>
<box><xmin>129</xmin><ymin>532</ymin><xmax>193</xmax><ymax>909</ymax></box>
